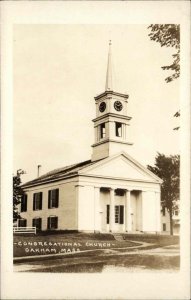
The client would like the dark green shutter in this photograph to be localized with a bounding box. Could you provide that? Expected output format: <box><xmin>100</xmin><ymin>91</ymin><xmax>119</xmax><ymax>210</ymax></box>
<box><xmin>33</xmin><ymin>194</ymin><xmax>35</xmax><ymax>210</ymax></box>
<box><xmin>48</xmin><ymin>191</ymin><xmax>51</xmax><ymax>208</ymax></box>
<box><xmin>39</xmin><ymin>192</ymin><xmax>42</xmax><ymax>209</ymax></box>
<box><xmin>119</xmin><ymin>206</ymin><xmax>124</xmax><ymax>224</ymax></box>
<box><xmin>56</xmin><ymin>189</ymin><xmax>59</xmax><ymax>208</ymax></box>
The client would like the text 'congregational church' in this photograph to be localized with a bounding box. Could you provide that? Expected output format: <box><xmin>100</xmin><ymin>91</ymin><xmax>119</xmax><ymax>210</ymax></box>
<box><xmin>19</xmin><ymin>41</ymin><xmax>162</xmax><ymax>233</ymax></box>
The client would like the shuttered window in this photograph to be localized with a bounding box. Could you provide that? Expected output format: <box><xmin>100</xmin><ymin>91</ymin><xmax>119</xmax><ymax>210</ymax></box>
<box><xmin>32</xmin><ymin>218</ymin><xmax>42</xmax><ymax>230</ymax></box>
<box><xmin>33</xmin><ymin>192</ymin><xmax>43</xmax><ymax>210</ymax></box>
<box><xmin>21</xmin><ymin>194</ymin><xmax>27</xmax><ymax>212</ymax></box>
<box><xmin>48</xmin><ymin>189</ymin><xmax>59</xmax><ymax>209</ymax></box>
<box><xmin>47</xmin><ymin>216</ymin><xmax>58</xmax><ymax>229</ymax></box>
<box><xmin>115</xmin><ymin>205</ymin><xmax>124</xmax><ymax>224</ymax></box>
<box><xmin>18</xmin><ymin>218</ymin><xmax>27</xmax><ymax>227</ymax></box>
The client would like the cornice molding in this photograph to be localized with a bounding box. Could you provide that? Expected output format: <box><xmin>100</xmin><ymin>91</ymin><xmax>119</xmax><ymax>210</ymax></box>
<box><xmin>92</xmin><ymin>112</ymin><xmax>132</xmax><ymax>123</ymax></box>
<box><xmin>94</xmin><ymin>90</ymin><xmax>129</xmax><ymax>100</ymax></box>
<box><xmin>91</xmin><ymin>138</ymin><xmax>133</xmax><ymax>148</ymax></box>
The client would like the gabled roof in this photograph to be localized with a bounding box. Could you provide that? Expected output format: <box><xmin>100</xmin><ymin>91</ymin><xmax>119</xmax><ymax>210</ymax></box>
<box><xmin>21</xmin><ymin>159</ymin><xmax>103</xmax><ymax>188</ymax></box>
<box><xmin>21</xmin><ymin>152</ymin><xmax>162</xmax><ymax>189</ymax></box>
<box><xmin>78</xmin><ymin>152</ymin><xmax>162</xmax><ymax>184</ymax></box>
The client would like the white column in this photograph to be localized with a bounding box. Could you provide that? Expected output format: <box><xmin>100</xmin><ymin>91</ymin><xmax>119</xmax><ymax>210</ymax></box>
<box><xmin>94</xmin><ymin>187</ymin><xmax>100</xmax><ymax>232</ymax></box>
<box><xmin>125</xmin><ymin>190</ymin><xmax>132</xmax><ymax>232</ymax></box>
<box><xmin>109</xmin><ymin>188</ymin><xmax>115</xmax><ymax>232</ymax></box>
<box><xmin>75</xmin><ymin>184</ymin><xmax>84</xmax><ymax>231</ymax></box>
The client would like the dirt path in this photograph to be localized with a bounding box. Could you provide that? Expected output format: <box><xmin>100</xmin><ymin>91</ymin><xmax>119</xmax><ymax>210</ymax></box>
<box><xmin>14</xmin><ymin>244</ymin><xmax>179</xmax><ymax>272</ymax></box>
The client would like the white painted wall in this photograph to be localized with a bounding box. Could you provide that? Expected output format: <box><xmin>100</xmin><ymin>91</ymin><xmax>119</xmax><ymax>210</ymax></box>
<box><xmin>20</xmin><ymin>180</ymin><xmax>77</xmax><ymax>230</ymax></box>
<box><xmin>142</xmin><ymin>191</ymin><xmax>160</xmax><ymax>232</ymax></box>
<box><xmin>77</xmin><ymin>185</ymin><xmax>95</xmax><ymax>231</ymax></box>
<box><xmin>136</xmin><ymin>192</ymin><xmax>142</xmax><ymax>231</ymax></box>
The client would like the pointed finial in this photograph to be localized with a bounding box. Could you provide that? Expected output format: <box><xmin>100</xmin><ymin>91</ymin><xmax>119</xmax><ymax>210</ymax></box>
<box><xmin>105</xmin><ymin>40</ymin><xmax>113</xmax><ymax>91</ymax></box>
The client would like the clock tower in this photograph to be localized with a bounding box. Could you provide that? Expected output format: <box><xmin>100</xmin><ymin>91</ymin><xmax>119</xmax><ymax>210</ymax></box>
<box><xmin>91</xmin><ymin>41</ymin><xmax>133</xmax><ymax>162</ymax></box>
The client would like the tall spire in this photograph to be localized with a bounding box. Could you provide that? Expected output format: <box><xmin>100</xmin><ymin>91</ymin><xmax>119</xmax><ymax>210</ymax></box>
<box><xmin>105</xmin><ymin>40</ymin><xmax>113</xmax><ymax>91</ymax></box>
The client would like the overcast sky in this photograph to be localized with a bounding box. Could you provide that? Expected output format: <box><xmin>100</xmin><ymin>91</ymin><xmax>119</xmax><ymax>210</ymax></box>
<box><xmin>13</xmin><ymin>24</ymin><xmax>180</xmax><ymax>182</ymax></box>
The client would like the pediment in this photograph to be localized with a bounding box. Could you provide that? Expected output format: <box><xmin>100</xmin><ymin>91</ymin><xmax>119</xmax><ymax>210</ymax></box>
<box><xmin>79</xmin><ymin>153</ymin><xmax>162</xmax><ymax>183</ymax></box>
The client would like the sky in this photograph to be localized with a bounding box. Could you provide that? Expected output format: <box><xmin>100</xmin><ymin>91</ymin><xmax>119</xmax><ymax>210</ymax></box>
<box><xmin>13</xmin><ymin>24</ymin><xmax>180</xmax><ymax>182</ymax></box>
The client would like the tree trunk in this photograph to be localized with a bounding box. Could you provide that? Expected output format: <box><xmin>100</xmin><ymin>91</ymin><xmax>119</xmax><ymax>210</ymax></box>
<box><xmin>169</xmin><ymin>209</ymin><xmax>173</xmax><ymax>235</ymax></box>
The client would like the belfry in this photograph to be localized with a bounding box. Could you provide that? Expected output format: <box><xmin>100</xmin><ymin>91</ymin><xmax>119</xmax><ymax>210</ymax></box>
<box><xmin>92</xmin><ymin>41</ymin><xmax>132</xmax><ymax>161</ymax></box>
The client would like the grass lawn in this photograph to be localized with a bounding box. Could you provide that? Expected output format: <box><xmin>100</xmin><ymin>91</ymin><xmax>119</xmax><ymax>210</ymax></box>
<box><xmin>16</xmin><ymin>252</ymin><xmax>180</xmax><ymax>273</ymax></box>
<box><xmin>14</xmin><ymin>232</ymin><xmax>140</xmax><ymax>257</ymax></box>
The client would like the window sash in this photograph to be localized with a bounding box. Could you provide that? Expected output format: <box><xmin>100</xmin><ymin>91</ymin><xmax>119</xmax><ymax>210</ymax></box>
<box><xmin>48</xmin><ymin>216</ymin><xmax>58</xmax><ymax>229</ymax></box>
<box><xmin>18</xmin><ymin>219</ymin><xmax>27</xmax><ymax>227</ymax></box>
<box><xmin>32</xmin><ymin>218</ymin><xmax>42</xmax><ymax>230</ymax></box>
<box><xmin>115</xmin><ymin>205</ymin><xmax>124</xmax><ymax>224</ymax></box>
<box><xmin>48</xmin><ymin>189</ymin><xmax>59</xmax><ymax>208</ymax></box>
<box><xmin>115</xmin><ymin>206</ymin><xmax>119</xmax><ymax>223</ymax></box>
<box><xmin>33</xmin><ymin>192</ymin><xmax>42</xmax><ymax>210</ymax></box>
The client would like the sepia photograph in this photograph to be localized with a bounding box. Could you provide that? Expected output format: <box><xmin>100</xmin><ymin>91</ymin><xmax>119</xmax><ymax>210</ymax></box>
<box><xmin>1</xmin><ymin>1</ymin><xmax>190</xmax><ymax>299</ymax></box>
<box><xmin>13</xmin><ymin>24</ymin><xmax>180</xmax><ymax>273</ymax></box>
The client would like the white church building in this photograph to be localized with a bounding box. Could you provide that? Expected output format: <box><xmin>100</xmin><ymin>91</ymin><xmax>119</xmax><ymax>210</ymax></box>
<box><xmin>19</xmin><ymin>42</ymin><xmax>162</xmax><ymax>233</ymax></box>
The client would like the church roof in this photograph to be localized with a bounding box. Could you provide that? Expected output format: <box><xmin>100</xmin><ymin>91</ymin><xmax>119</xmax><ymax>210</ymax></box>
<box><xmin>21</xmin><ymin>159</ymin><xmax>103</xmax><ymax>188</ymax></box>
<box><xmin>21</xmin><ymin>152</ymin><xmax>162</xmax><ymax>189</ymax></box>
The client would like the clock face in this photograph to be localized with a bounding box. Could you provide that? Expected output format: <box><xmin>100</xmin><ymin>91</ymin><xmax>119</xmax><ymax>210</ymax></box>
<box><xmin>114</xmin><ymin>101</ymin><xmax>123</xmax><ymax>111</ymax></box>
<box><xmin>99</xmin><ymin>102</ymin><xmax>106</xmax><ymax>113</ymax></box>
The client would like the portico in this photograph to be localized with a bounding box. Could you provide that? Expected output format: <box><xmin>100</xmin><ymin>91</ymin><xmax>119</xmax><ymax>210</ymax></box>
<box><xmin>88</xmin><ymin>182</ymin><xmax>160</xmax><ymax>233</ymax></box>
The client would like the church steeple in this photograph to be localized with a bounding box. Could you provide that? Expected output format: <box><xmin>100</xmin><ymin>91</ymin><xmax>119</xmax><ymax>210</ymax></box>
<box><xmin>91</xmin><ymin>42</ymin><xmax>133</xmax><ymax>162</ymax></box>
<box><xmin>105</xmin><ymin>40</ymin><xmax>113</xmax><ymax>91</ymax></box>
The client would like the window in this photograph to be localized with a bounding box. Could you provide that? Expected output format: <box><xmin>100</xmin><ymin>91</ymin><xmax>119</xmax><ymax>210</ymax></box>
<box><xmin>174</xmin><ymin>210</ymin><xmax>179</xmax><ymax>216</ymax></box>
<box><xmin>18</xmin><ymin>218</ymin><xmax>27</xmax><ymax>227</ymax></box>
<box><xmin>33</xmin><ymin>192</ymin><xmax>42</xmax><ymax>211</ymax></box>
<box><xmin>162</xmin><ymin>207</ymin><xmax>165</xmax><ymax>216</ymax></box>
<box><xmin>163</xmin><ymin>223</ymin><xmax>166</xmax><ymax>231</ymax></box>
<box><xmin>21</xmin><ymin>194</ymin><xmax>27</xmax><ymax>212</ymax></box>
<box><xmin>48</xmin><ymin>189</ymin><xmax>59</xmax><ymax>208</ymax></box>
<box><xmin>47</xmin><ymin>216</ymin><xmax>58</xmax><ymax>229</ymax></box>
<box><xmin>115</xmin><ymin>205</ymin><xmax>124</xmax><ymax>224</ymax></box>
<box><xmin>106</xmin><ymin>205</ymin><xmax>110</xmax><ymax>224</ymax></box>
<box><xmin>32</xmin><ymin>218</ymin><xmax>42</xmax><ymax>230</ymax></box>
<box><xmin>115</xmin><ymin>122</ymin><xmax>122</xmax><ymax>137</ymax></box>
<box><xmin>100</xmin><ymin>123</ymin><xmax>106</xmax><ymax>139</ymax></box>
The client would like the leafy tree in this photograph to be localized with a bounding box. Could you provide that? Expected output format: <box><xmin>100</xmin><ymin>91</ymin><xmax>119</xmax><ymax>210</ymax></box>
<box><xmin>147</xmin><ymin>153</ymin><xmax>180</xmax><ymax>235</ymax></box>
<box><xmin>148</xmin><ymin>24</ymin><xmax>180</xmax><ymax>83</ymax></box>
<box><xmin>148</xmin><ymin>24</ymin><xmax>180</xmax><ymax>129</ymax></box>
<box><xmin>13</xmin><ymin>169</ymin><xmax>25</xmax><ymax>222</ymax></box>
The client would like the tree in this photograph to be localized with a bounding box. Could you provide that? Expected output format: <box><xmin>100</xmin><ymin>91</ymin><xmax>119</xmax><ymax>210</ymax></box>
<box><xmin>148</xmin><ymin>24</ymin><xmax>180</xmax><ymax>130</ymax></box>
<box><xmin>13</xmin><ymin>169</ymin><xmax>25</xmax><ymax>222</ymax></box>
<box><xmin>147</xmin><ymin>153</ymin><xmax>180</xmax><ymax>235</ymax></box>
<box><xmin>148</xmin><ymin>24</ymin><xmax>180</xmax><ymax>83</ymax></box>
